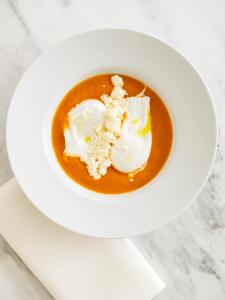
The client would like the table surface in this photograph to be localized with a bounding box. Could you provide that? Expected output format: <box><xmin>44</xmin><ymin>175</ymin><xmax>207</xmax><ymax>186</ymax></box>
<box><xmin>0</xmin><ymin>0</ymin><xmax>225</xmax><ymax>299</ymax></box>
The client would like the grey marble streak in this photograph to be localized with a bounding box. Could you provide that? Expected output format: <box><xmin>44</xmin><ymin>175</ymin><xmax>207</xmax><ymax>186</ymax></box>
<box><xmin>0</xmin><ymin>0</ymin><xmax>225</xmax><ymax>299</ymax></box>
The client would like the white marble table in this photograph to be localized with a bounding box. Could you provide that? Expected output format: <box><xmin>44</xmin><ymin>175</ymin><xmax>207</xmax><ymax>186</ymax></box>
<box><xmin>0</xmin><ymin>0</ymin><xmax>225</xmax><ymax>299</ymax></box>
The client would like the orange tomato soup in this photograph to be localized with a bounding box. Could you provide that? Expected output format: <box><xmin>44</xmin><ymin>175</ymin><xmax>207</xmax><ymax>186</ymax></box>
<box><xmin>52</xmin><ymin>74</ymin><xmax>173</xmax><ymax>194</ymax></box>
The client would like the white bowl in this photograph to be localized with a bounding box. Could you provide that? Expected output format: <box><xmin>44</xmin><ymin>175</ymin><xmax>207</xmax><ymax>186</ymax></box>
<box><xmin>6</xmin><ymin>29</ymin><xmax>217</xmax><ymax>238</ymax></box>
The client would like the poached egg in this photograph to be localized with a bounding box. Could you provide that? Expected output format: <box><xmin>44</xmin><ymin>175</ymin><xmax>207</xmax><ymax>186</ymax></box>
<box><xmin>64</xmin><ymin>99</ymin><xmax>106</xmax><ymax>162</ymax></box>
<box><xmin>111</xmin><ymin>96</ymin><xmax>151</xmax><ymax>174</ymax></box>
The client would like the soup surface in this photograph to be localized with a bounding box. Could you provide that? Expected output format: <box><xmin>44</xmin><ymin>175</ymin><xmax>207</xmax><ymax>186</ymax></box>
<box><xmin>52</xmin><ymin>74</ymin><xmax>173</xmax><ymax>194</ymax></box>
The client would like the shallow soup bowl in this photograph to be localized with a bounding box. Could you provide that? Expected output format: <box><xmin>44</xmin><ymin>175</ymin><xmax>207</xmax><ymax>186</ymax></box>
<box><xmin>7</xmin><ymin>29</ymin><xmax>217</xmax><ymax>238</ymax></box>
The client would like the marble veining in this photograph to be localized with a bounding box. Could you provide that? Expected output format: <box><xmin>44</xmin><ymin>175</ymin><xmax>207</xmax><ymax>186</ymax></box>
<box><xmin>1</xmin><ymin>0</ymin><xmax>225</xmax><ymax>299</ymax></box>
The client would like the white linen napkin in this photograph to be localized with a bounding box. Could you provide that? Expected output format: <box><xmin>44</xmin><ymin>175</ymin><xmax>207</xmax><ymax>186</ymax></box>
<box><xmin>0</xmin><ymin>178</ymin><xmax>165</xmax><ymax>300</ymax></box>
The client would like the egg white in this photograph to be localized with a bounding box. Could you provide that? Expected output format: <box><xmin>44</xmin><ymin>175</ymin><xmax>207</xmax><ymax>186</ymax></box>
<box><xmin>64</xmin><ymin>100</ymin><xmax>106</xmax><ymax>161</ymax></box>
<box><xmin>111</xmin><ymin>97</ymin><xmax>152</xmax><ymax>173</ymax></box>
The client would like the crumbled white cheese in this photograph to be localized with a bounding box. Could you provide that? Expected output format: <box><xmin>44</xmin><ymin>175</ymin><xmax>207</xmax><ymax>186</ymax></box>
<box><xmin>85</xmin><ymin>75</ymin><xmax>127</xmax><ymax>179</ymax></box>
<box><xmin>111</xmin><ymin>86</ymin><xmax>126</xmax><ymax>100</ymax></box>
<box><xmin>85</xmin><ymin>128</ymin><xmax>116</xmax><ymax>180</ymax></box>
<box><xmin>111</xmin><ymin>75</ymin><xmax>124</xmax><ymax>87</ymax></box>
<box><xmin>101</xmin><ymin>76</ymin><xmax>127</xmax><ymax>135</ymax></box>
<box><xmin>105</xmin><ymin>118</ymin><xmax>121</xmax><ymax>135</ymax></box>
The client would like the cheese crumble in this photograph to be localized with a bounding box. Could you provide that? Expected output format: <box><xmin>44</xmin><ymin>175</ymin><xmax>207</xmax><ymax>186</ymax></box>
<box><xmin>86</xmin><ymin>75</ymin><xmax>127</xmax><ymax>179</ymax></box>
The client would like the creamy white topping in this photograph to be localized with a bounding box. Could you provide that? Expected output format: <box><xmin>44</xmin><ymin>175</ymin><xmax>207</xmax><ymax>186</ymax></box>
<box><xmin>85</xmin><ymin>75</ymin><xmax>127</xmax><ymax>179</ymax></box>
<box><xmin>63</xmin><ymin>75</ymin><xmax>151</xmax><ymax>180</ymax></box>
